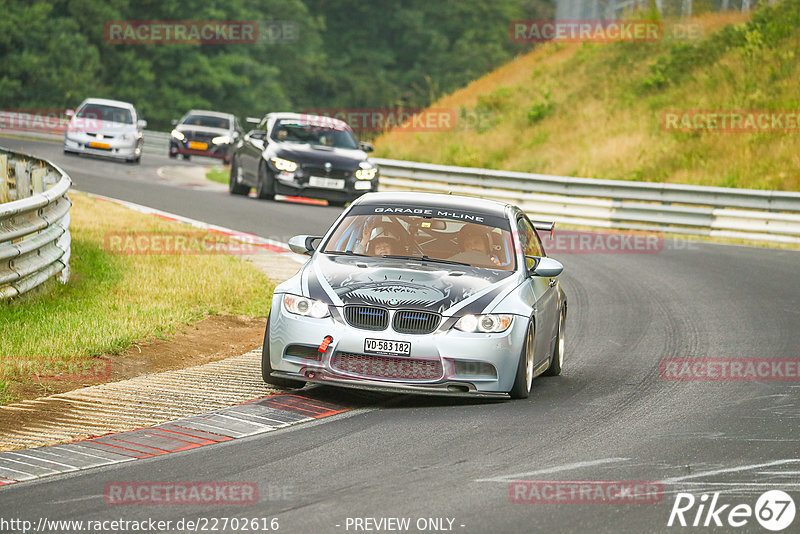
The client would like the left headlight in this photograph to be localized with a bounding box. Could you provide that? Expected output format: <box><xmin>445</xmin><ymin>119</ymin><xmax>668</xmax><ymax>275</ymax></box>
<box><xmin>212</xmin><ymin>135</ymin><xmax>232</xmax><ymax>145</ymax></box>
<box><xmin>454</xmin><ymin>314</ymin><xmax>513</xmax><ymax>333</ymax></box>
<box><xmin>283</xmin><ymin>294</ymin><xmax>330</xmax><ymax>318</ymax></box>
<box><xmin>171</xmin><ymin>129</ymin><xmax>185</xmax><ymax>141</ymax></box>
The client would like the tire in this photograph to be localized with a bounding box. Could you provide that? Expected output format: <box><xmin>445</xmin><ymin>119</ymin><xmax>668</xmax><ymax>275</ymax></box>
<box><xmin>182</xmin><ymin>153</ymin><xmax>191</xmax><ymax>160</ymax></box>
<box><xmin>509</xmin><ymin>320</ymin><xmax>535</xmax><ymax>399</ymax></box>
<box><xmin>261</xmin><ymin>314</ymin><xmax>306</xmax><ymax>389</ymax></box>
<box><xmin>229</xmin><ymin>157</ymin><xmax>249</xmax><ymax>195</ymax></box>
<box><xmin>543</xmin><ymin>305</ymin><xmax>565</xmax><ymax>376</ymax></box>
<box><xmin>168</xmin><ymin>152</ymin><xmax>177</xmax><ymax>159</ymax></box>
<box><xmin>255</xmin><ymin>162</ymin><xmax>275</xmax><ymax>200</ymax></box>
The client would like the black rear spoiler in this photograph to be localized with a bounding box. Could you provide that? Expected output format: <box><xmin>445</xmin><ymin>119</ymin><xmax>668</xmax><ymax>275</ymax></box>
<box><xmin>533</xmin><ymin>220</ymin><xmax>555</xmax><ymax>237</ymax></box>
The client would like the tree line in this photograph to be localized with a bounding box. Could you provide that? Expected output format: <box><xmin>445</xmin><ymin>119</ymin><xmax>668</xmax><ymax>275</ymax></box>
<box><xmin>0</xmin><ymin>0</ymin><xmax>552</xmax><ymax>131</ymax></box>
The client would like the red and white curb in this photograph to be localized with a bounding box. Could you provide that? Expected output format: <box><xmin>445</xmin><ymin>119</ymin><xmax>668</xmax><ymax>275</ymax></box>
<box><xmin>0</xmin><ymin>394</ymin><xmax>349</xmax><ymax>487</ymax></box>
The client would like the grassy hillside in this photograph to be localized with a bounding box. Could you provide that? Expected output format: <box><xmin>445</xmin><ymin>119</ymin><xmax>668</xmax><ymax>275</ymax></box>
<box><xmin>374</xmin><ymin>2</ymin><xmax>800</xmax><ymax>191</ymax></box>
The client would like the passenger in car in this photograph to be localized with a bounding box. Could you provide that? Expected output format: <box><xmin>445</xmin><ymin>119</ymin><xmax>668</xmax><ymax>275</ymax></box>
<box><xmin>457</xmin><ymin>226</ymin><xmax>502</xmax><ymax>267</ymax></box>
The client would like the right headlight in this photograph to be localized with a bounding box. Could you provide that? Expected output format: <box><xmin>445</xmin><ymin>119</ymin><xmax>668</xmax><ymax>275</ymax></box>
<box><xmin>171</xmin><ymin>129</ymin><xmax>185</xmax><ymax>141</ymax></box>
<box><xmin>283</xmin><ymin>294</ymin><xmax>330</xmax><ymax>318</ymax></box>
<box><xmin>271</xmin><ymin>157</ymin><xmax>298</xmax><ymax>172</ymax></box>
<box><xmin>355</xmin><ymin>168</ymin><xmax>377</xmax><ymax>180</ymax></box>
<box><xmin>454</xmin><ymin>314</ymin><xmax>513</xmax><ymax>333</ymax></box>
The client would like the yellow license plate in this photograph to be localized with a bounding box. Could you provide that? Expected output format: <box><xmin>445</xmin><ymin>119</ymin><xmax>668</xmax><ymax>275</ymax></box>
<box><xmin>189</xmin><ymin>141</ymin><xmax>208</xmax><ymax>150</ymax></box>
<box><xmin>88</xmin><ymin>141</ymin><xmax>110</xmax><ymax>149</ymax></box>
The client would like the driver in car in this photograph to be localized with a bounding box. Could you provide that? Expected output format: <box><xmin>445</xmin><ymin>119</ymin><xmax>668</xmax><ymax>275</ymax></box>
<box><xmin>368</xmin><ymin>236</ymin><xmax>400</xmax><ymax>257</ymax></box>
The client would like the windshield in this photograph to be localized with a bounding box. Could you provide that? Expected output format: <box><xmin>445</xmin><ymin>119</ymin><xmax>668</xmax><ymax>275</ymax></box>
<box><xmin>182</xmin><ymin>114</ymin><xmax>230</xmax><ymax>129</ymax></box>
<box><xmin>271</xmin><ymin>118</ymin><xmax>359</xmax><ymax>149</ymax></box>
<box><xmin>322</xmin><ymin>212</ymin><xmax>516</xmax><ymax>271</ymax></box>
<box><xmin>77</xmin><ymin>104</ymin><xmax>132</xmax><ymax>124</ymax></box>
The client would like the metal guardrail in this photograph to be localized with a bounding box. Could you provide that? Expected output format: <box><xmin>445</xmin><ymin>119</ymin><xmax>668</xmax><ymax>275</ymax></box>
<box><xmin>0</xmin><ymin>147</ymin><xmax>71</xmax><ymax>300</ymax></box>
<box><xmin>372</xmin><ymin>158</ymin><xmax>800</xmax><ymax>244</ymax></box>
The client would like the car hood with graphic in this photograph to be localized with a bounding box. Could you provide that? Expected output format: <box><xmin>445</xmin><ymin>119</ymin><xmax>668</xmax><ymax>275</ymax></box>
<box><xmin>307</xmin><ymin>254</ymin><xmax>518</xmax><ymax>315</ymax></box>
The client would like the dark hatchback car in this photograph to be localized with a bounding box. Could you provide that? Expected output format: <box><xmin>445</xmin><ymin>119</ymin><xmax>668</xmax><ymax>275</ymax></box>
<box><xmin>229</xmin><ymin>112</ymin><xmax>379</xmax><ymax>206</ymax></box>
<box><xmin>169</xmin><ymin>110</ymin><xmax>243</xmax><ymax>163</ymax></box>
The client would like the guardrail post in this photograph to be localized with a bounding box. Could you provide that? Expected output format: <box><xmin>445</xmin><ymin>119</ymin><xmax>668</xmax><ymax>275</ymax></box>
<box><xmin>31</xmin><ymin>166</ymin><xmax>46</xmax><ymax>195</ymax></box>
<box><xmin>0</xmin><ymin>154</ymin><xmax>7</xmax><ymax>203</ymax></box>
<box><xmin>15</xmin><ymin>160</ymin><xmax>30</xmax><ymax>199</ymax></box>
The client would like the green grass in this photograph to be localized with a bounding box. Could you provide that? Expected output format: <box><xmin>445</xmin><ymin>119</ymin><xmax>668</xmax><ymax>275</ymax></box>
<box><xmin>0</xmin><ymin>192</ymin><xmax>274</xmax><ymax>404</ymax></box>
<box><xmin>374</xmin><ymin>3</ymin><xmax>800</xmax><ymax>191</ymax></box>
<box><xmin>206</xmin><ymin>166</ymin><xmax>230</xmax><ymax>186</ymax></box>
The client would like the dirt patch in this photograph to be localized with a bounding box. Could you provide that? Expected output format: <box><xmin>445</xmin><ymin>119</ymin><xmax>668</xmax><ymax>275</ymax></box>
<box><xmin>4</xmin><ymin>314</ymin><xmax>266</xmax><ymax>404</ymax></box>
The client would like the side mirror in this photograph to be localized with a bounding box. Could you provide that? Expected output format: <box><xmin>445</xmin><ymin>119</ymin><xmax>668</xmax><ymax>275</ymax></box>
<box><xmin>288</xmin><ymin>235</ymin><xmax>322</xmax><ymax>256</ymax></box>
<box><xmin>171</xmin><ymin>119</ymin><xmax>179</xmax><ymax>126</ymax></box>
<box><xmin>248</xmin><ymin>130</ymin><xmax>265</xmax><ymax>140</ymax></box>
<box><xmin>65</xmin><ymin>109</ymin><xmax>75</xmax><ymax>117</ymax></box>
<box><xmin>246</xmin><ymin>117</ymin><xmax>261</xmax><ymax>124</ymax></box>
<box><xmin>137</xmin><ymin>119</ymin><xmax>147</xmax><ymax>129</ymax></box>
<box><xmin>359</xmin><ymin>141</ymin><xmax>374</xmax><ymax>152</ymax></box>
<box><xmin>527</xmin><ymin>256</ymin><xmax>563</xmax><ymax>278</ymax></box>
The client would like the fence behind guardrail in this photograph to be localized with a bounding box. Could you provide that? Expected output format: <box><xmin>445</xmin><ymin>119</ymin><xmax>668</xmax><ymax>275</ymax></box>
<box><xmin>0</xmin><ymin>147</ymin><xmax>72</xmax><ymax>300</ymax></box>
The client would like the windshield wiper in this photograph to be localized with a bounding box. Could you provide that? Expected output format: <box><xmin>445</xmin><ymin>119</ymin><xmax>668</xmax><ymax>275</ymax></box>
<box><xmin>380</xmin><ymin>255</ymin><xmax>470</xmax><ymax>266</ymax></box>
<box><xmin>325</xmin><ymin>250</ymin><xmax>370</xmax><ymax>257</ymax></box>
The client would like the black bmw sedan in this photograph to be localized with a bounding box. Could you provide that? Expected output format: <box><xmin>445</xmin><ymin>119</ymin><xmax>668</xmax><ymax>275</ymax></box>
<box><xmin>229</xmin><ymin>112</ymin><xmax>379</xmax><ymax>206</ymax></box>
<box><xmin>169</xmin><ymin>110</ymin><xmax>243</xmax><ymax>163</ymax></box>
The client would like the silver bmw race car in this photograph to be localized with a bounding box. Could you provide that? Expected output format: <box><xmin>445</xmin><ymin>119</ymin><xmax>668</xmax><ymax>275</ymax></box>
<box><xmin>262</xmin><ymin>192</ymin><xmax>566</xmax><ymax>399</ymax></box>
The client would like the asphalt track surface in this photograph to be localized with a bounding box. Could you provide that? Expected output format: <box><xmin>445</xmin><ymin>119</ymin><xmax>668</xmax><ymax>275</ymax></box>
<box><xmin>2</xmin><ymin>137</ymin><xmax>799</xmax><ymax>533</ymax></box>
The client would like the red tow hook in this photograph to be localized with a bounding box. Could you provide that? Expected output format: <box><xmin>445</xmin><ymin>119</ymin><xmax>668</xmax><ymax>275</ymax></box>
<box><xmin>318</xmin><ymin>335</ymin><xmax>333</xmax><ymax>353</ymax></box>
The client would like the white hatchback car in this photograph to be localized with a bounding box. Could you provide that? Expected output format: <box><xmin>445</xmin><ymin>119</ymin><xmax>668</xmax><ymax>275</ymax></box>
<box><xmin>63</xmin><ymin>98</ymin><xmax>146</xmax><ymax>163</ymax></box>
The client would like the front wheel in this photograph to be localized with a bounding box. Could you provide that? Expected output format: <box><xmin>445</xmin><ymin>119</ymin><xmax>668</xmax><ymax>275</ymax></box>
<box><xmin>509</xmin><ymin>320</ymin><xmax>535</xmax><ymax>399</ymax></box>
<box><xmin>229</xmin><ymin>157</ymin><xmax>249</xmax><ymax>195</ymax></box>
<box><xmin>256</xmin><ymin>162</ymin><xmax>275</xmax><ymax>200</ymax></box>
<box><xmin>543</xmin><ymin>305</ymin><xmax>565</xmax><ymax>376</ymax></box>
<box><xmin>261</xmin><ymin>314</ymin><xmax>306</xmax><ymax>389</ymax></box>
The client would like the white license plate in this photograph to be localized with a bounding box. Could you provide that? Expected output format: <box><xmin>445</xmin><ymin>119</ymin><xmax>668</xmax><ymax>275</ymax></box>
<box><xmin>309</xmin><ymin>176</ymin><xmax>345</xmax><ymax>189</ymax></box>
<box><xmin>364</xmin><ymin>338</ymin><xmax>411</xmax><ymax>356</ymax></box>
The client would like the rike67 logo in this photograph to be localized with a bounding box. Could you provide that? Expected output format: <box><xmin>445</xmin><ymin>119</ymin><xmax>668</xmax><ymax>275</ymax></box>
<box><xmin>668</xmin><ymin>490</ymin><xmax>796</xmax><ymax>531</ymax></box>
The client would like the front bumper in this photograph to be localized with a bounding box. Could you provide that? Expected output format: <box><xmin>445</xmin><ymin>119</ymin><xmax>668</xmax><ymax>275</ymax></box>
<box><xmin>170</xmin><ymin>140</ymin><xmax>233</xmax><ymax>160</ymax></box>
<box><xmin>64</xmin><ymin>133</ymin><xmax>140</xmax><ymax>160</ymax></box>
<box><xmin>269</xmin><ymin>295</ymin><xmax>527</xmax><ymax>396</ymax></box>
<box><xmin>270</xmin><ymin>166</ymin><xmax>378</xmax><ymax>201</ymax></box>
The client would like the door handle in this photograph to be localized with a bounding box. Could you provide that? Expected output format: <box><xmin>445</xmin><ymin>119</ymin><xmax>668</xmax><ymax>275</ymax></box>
<box><xmin>549</xmin><ymin>279</ymin><xmax>556</xmax><ymax>287</ymax></box>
